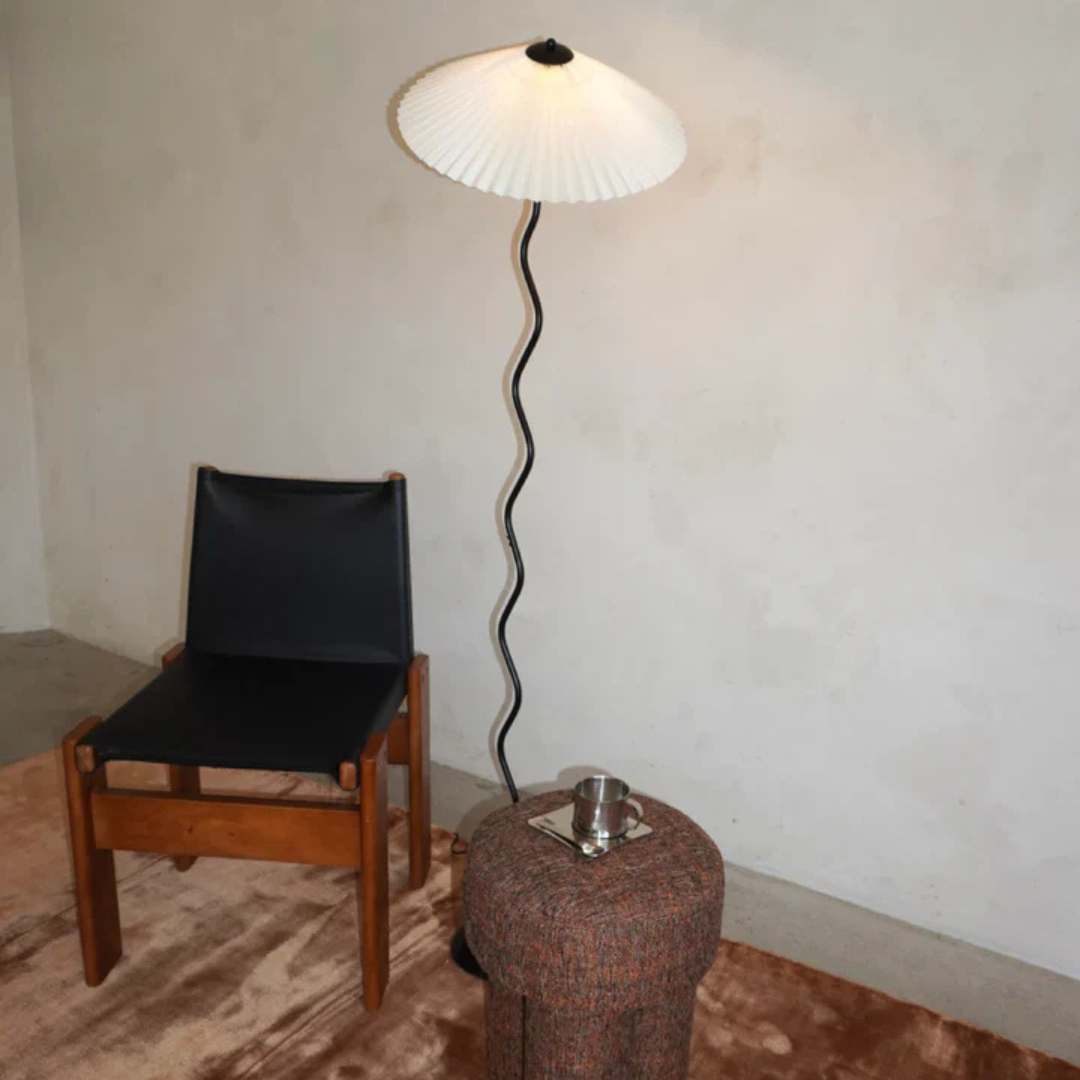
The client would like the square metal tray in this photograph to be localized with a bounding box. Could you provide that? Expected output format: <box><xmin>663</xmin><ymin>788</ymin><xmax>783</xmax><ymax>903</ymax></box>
<box><xmin>527</xmin><ymin>802</ymin><xmax>653</xmax><ymax>859</ymax></box>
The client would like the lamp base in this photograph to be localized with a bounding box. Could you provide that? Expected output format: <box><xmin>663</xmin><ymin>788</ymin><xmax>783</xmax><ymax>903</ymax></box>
<box><xmin>450</xmin><ymin>925</ymin><xmax>488</xmax><ymax>980</ymax></box>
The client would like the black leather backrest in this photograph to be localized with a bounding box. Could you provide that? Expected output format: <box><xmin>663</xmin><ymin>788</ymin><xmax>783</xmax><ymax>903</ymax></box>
<box><xmin>186</xmin><ymin>469</ymin><xmax>412</xmax><ymax>664</ymax></box>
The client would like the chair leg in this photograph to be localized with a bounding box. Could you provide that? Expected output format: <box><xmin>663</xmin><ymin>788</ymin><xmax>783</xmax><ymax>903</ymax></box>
<box><xmin>359</xmin><ymin>732</ymin><xmax>389</xmax><ymax>1010</ymax></box>
<box><xmin>167</xmin><ymin>766</ymin><xmax>201</xmax><ymax>871</ymax></box>
<box><xmin>62</xmin><ymin>718</ymin><xmax>122</xmax><ymax>987</ymax></box>
<box><xmin>407</xmin><ymin>653</ymin><xmax>432</xmax><ymax>890</ymax></box>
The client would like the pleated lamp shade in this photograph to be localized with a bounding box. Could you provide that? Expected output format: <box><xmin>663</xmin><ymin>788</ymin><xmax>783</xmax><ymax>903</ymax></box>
<box><xmin>397</xmin><ymin>40</ymin><xmax>686</xmax><ymax>204</ymax></box>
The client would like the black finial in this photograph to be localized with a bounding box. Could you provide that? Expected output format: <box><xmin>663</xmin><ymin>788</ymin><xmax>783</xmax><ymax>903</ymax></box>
<box><xmin>526</xmin><ymin>38</ymin><xmax>574</xmax><ymax>65</ymax></box>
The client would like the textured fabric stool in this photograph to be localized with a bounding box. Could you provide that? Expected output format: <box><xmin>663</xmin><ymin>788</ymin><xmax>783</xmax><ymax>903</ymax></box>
<box><xmin>464</xmin><ymin>790</ymin><xmax>725</xmax><ymax>1080</ymax></box>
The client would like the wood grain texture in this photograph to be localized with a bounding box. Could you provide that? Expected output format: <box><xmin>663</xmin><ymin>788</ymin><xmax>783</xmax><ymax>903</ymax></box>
<box><xmin>74</xmin><ymin>742</ymin><xmax>99</xmax><ymax>774</ymax></box>
<box><xmin>338</xmin><ymin>760</ymin><xmax>359</xmax><ymax>791</ymax></box>
<box><xmin>386</xmin><ymin>713</ymin><xmax>410</xmax><ymax>766</ymax></box>
<box><xmin>163</xmin><ymin>645</ymin><xmax>199</xmax><ymax>866</ymax></box>
<box><xmin>91</xmin><ymin>790</ymin><xmax>363</xmax><ymax>868</ymax></box>
<box><xmin>167</xmin><ymin>765</ymin><xmax>201</xmax><ymax>871</ymax></box>
<box><xmin>359</xmin><ymin>731</ymin><xmax>389</xmax><ymax>1011</ymax></box>
<box><xmin>163</xmin><ymin>643</ymin><xmax>196</xmax><ymax>866</ymax></box>
<box><xmin>161</xmin><ymin>642</ymin><xmax>186</xmax><ymax>670</ymax></box>
<box><xmin>62</xmin><ymin>717</ymin><xmax>122</xmax><ymax>986</ymax></box>
<box><xmin>407</xmin><ymin>653</ymin><xmax>432</xmax><ymax>889</ymax></box>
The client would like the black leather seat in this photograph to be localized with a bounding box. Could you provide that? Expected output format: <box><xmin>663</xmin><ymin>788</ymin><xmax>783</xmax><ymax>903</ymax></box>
<box><xmin>83</xmin><ymin>650</ymin><xmax>407</xmax><ymax>775</ymax></box>
<box><xmin>79</xmin><ymin>467</ymin><xmax>414</xmax><ymax>781</ymax></box>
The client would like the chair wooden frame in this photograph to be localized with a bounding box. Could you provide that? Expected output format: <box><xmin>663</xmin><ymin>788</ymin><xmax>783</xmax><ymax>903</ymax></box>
<box><xmin>62</xmin><ymin>646</ymin><xmax>430</xmax><ymax>1011</ymax></box>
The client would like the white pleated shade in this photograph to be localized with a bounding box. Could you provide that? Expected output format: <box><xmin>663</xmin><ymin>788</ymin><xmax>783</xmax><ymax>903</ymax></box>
<box><xmin>397</xmin><ymin>43</ymin><xmax>686</xmax><ymax>204</ymax></box>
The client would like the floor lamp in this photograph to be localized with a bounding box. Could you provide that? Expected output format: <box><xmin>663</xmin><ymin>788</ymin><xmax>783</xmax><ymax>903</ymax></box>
<box><xmin>396</xmin><ymin>37</ymin><xmax>686</xmax><ymax>976</ymax></box>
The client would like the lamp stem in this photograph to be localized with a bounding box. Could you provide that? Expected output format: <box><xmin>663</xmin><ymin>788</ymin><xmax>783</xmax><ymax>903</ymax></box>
<box><xmin>449</xmin><ymin>201</ymin><xmax>544</xmax><ymax>980</ymax></box>
<box><xmin>495</xmin><ymin>199</ymin><xmax>543</xmax><ymax>804</ymax></box>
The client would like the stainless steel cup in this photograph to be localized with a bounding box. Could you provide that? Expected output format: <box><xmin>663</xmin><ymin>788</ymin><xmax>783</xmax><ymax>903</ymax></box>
<box><xmin>571</xmin><ymin>775</ymin><xmax>644</xmax><ymax>840</ymax></box>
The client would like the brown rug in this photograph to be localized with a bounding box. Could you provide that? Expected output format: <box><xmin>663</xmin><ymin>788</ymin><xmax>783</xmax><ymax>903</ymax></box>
<box><xmin>0</xmin><ymin>750</ymin><xmax>1075</xmax><ymax>1080</ymax></box>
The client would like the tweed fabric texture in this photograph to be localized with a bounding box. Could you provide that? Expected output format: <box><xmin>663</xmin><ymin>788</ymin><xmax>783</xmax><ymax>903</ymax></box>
<box><xmin>486</xmin><ymin>985</ymin><xmax>525</xmax><ymax>1079</ymax></box>
<box><xmin>464</xmin><ymin>791</ymin><xmax>724</xmax><ymax>1079</ymax></box>
<box><xmin>489</xmin><ymin>982</ymin><xmax>693</xmax><ymax>1080</ymax></box>
<box><xmin>465</xmin><ymin>791</ymin><xmax>725</xmax><ymax>1010</ymax></box>
<box><xmin>520</xmin><ymin>990</ymin><xmax>698</xmax><ymax>1080</ymax></box>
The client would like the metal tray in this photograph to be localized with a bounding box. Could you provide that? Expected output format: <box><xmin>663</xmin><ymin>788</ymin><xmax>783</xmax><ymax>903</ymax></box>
<box><xmin>527</xmin><ymin>801</ymin><xmax>653</xmax><ymax>859</ymax></box>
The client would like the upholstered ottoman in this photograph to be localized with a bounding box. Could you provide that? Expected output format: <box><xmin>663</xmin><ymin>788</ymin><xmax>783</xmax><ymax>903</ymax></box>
<box><xmin>464</xmin><ymin>790</ymin><xmax>725</xmax><ymax>1080</ymax></box>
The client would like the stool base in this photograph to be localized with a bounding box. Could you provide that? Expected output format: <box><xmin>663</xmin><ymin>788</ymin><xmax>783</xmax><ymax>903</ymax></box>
<box><xmin>487</xmin><ymin>983</ymin><xmax>697</xmax><ymax>1080</ymax></box>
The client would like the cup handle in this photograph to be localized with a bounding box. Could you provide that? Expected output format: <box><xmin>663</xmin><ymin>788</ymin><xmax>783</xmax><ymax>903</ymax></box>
<box><xmin>625</xmin><ymin>799</ymin><xmax>645</xmax><ymax>833</ymax></box>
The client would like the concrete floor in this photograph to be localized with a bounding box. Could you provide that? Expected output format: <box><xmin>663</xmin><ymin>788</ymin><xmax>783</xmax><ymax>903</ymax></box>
<box><xmin>2</xmin><ymin>630</ymin><xmax>1078</xmax><ymax>1065</ymax></box>
<box><xmin>0</xmin><ymin>630</ymin><xmax>153</xmax><ymax>763</ymax></box>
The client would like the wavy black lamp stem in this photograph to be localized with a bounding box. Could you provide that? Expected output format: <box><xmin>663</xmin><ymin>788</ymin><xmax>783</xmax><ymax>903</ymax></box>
<box><xmin>449</xmin><ymin>200</ymin><xmax>543</xmax><ymax>979</ymax></box>
<box><xmin>495</xmin><ymin>198</ymin><xmax>542</xmax><ymax>805</ymax></box>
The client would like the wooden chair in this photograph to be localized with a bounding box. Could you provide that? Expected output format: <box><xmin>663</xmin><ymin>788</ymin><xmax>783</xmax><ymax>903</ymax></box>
<box><xmin>61</xmin><ymin>468</ymin><xmax>430</xmax><ymax>1011</ymax></box>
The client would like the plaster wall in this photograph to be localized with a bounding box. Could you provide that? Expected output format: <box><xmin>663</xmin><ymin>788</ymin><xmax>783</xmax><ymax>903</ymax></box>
<box><xmin>6</xmin><ymin>1</ymin><xmax>1080</xmax><ymax>975</ymax></box>
<box><xmin>0</xmin><ymin>43</ymin><xmax>47</xmax><ymax>631</ymax></box>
